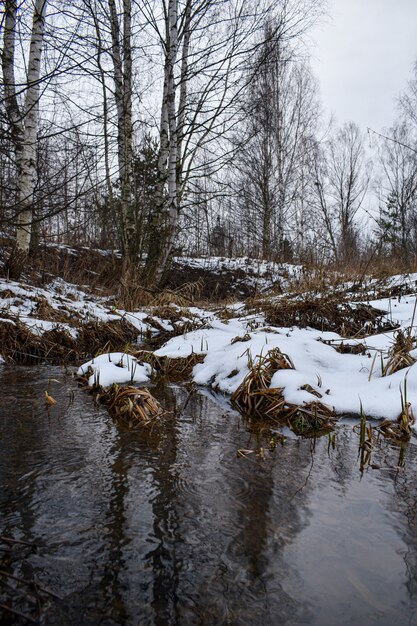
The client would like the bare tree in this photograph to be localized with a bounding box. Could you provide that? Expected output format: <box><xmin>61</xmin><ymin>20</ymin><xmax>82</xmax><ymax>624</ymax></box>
<box><xmin>312</xmin><ymin>122</ymin><xmax>368</xmax><ymax>263</ymax></box>
<box><xmin>107</xmin><ymin>0</ymin><xmax>136</xmax><ymax>265</ymax></box>
<box><xmin>141</xmin><ymin>0</ymin><xmax>324</xmax><ymax>283</ymax></box>
<box><xmin>2</xmin><ymin>0</ymin><xmax>48</xmax><ymax>277</ymax></box>
<box><xmin>232</xmin><ymin>19</ymin><xmax>320</xmax><ymax>261</ymax></box>
<box><xmin>376</xmin><ymin>123</ymin><xmax>417</xmax><ymax>261</ymax></box>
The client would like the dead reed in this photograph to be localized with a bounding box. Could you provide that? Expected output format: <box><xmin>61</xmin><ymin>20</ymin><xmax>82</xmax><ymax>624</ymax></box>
<box><xmin>378</xmin><ymin>403</ymin><xmax>415</xmax><ymax>443</ymax></box>
<box><xmin>132</xmin><ymin>350</ymin><xmax>205</xmax><ymax>380</ymax></box>
<box><xmin>254</xmin><ymin>296</ymin><xmax>397</xmax><ymax>338</ymax></box>
<box><xmin>97</xmin><ymin>384</ymin><xmax>164</xmax><ymax>427</ymax></box>
<box><xmin>0</xmin><ymin>317</ymin><xmax>140</xmax><ymax>364</ymax></box>
<box><xmin>230</xmin><ymin>347</ymin><xmax>335</xmax><ymax>435</ymax></box>
<box><xmin>383</xmin><ymin>330</ymin><xmax>416</xmax><ymax>376</ymax></box>
<box><xmin>286</xmin><ymin>401</ymin><xmax>336</xmax><ymax>436</ymax></box>
<box><xmin>231</xmin><ymin>348</ymin><xmax>293</xmax><ymax>417</ymax></box>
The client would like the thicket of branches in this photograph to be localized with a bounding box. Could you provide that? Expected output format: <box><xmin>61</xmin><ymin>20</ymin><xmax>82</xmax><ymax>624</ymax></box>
<box><xmin>1</xmin><ymin>0</ymin><xmax>417</xmax><ymax>284</ymax></box>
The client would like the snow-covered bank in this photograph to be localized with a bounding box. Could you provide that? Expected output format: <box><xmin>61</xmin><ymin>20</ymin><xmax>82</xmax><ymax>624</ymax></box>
<box><xmin>2</xmin><ymin>255</ymin><xmax>417</xmax><ymax>426</ymax></box>
<box><xmin>173</xmin><ymin>256</ymin><xmax>302</xmax><ymax>293</ymax></box>
<box><xmin>155</xmin><ymin>294</ymin><xmax>417</xmax><ymax>424</ymax></box>
<box><xmin>0</xmin><ymin>275</ymin><xmax>212</xmax><ymax>363</ymax></box>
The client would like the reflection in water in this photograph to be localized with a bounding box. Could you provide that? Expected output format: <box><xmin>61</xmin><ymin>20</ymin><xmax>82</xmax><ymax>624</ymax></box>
<box><xmin>147</xmin><ymin>388</ymin><xmax>182</xmax><ymax>625</ymax></box>
<box><xmin>1</xmin><ymin>367</ymin><xmax>417</xmax><ymax>624</ymax></box>
<box><xmin>98</xmin><ymin>441</ymin><xmax>130</xmax><ymax>623</ymax></box>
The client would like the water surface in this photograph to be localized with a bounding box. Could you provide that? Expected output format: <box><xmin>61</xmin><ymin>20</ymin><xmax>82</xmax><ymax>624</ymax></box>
<box><xmin>1</xmin><ymin>366</ymin><xmax>417</xmax><ymax>625</ymax></box>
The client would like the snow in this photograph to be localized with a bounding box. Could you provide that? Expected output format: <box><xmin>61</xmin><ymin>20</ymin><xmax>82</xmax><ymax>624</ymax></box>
<box><xmin>0</xmin><ymin>276</ymin><xmax>214</xmax><ymax>341</ymax></box>
<box><xmin>77</xmin><ymin>352</ymin><xmax>151</xmax><ymax>387</ymax></box>
<box><xmin>19</xmin><ymin>316</ymin><xmax>78</xmax><ymax>337</ymax></box>
<box><xmin>3</xmin><ymin>254</ymin><xmax>417</xmax><ymax>426</ymax></box>
<box><xmin>0</xmin><ymin>278</ymin><xmax>161</xmax><ymax>338</ymax></box>
<box><xmin>155</xmin><ymin>294</ymin><xmax>417</xmax><ymax>424</ymax></box>
<box><xmin>173</xmin><ymin>256</ymin><xmax>303</xmax><ymax>291</ymax></box>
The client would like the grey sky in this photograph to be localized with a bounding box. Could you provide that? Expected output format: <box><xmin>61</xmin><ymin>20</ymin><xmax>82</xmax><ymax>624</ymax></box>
<box><xmin>311</xmin><ymin>0</ymin><xmax>417</xmax><ymax>132</ymax></box>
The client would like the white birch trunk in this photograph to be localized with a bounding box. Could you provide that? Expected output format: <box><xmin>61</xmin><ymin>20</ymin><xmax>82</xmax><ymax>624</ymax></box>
<box><xmin>144</xmin><ymin>0</ymin><xmax>179</xmax><ymax>284</ymax></box>
<box><xmin>108</xmin><ymin>0</ymin><xmax>128</xmax><ymax>255</ymax></box>
<box><xmin>17</xmin><ymin>0</ymin><xmax>47</xmax><ymax>254</ymax></box>
<box><xmin>176</xmin><ymin>0</ymin><xmax>191</xmax><ymax>189</ymax></box>
<box><xmin>122</xmin><ymin>0</ymin><xmax>135</xmax><ymax>255</ymax></box>
<box><xmin>2</xmin><ymin>0</ymin><xmax>47</xmax><ymax>274</ymax></box>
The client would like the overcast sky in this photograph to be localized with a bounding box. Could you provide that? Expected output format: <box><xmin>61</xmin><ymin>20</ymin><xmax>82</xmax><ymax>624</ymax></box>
<box><xmin>311</xmin><ymin>0</ymin><xmax>417</xmax><ymax>132</ymax></box>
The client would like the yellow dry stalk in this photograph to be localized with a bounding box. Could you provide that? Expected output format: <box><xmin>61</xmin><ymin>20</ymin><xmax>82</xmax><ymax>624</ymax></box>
<box><xmin>285</xmin><ymin>401</ymin><xmax>336</xmax><ymax>435</ymax></box>
<box><xmin>231</xmin><ymin>347</ymin><xmax>293</xmax><ymax>418</ymax></box>
<box><xmin>384</xmin><ymin>330</ymin><xmax>416</xmax><ymax>376</ymax></box>
<box><xmin>379</xmin><ymin>404</ymin><xmax>415</xmax><ymax>442</ymax></box>
<box><xmin>101</xmin><ymin>384</ymin><xmax>163</xmax><ymax>426</ymax></box>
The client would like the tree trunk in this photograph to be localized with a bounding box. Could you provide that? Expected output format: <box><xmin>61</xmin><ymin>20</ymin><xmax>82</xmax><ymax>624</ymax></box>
<box><xmin>108</xmin><ymin>0</ymin><xmax>134</xmax><ymax>266</ymax></box>
<box><xmin>2</xmin><ymin>0</ymin><xmax>47</xmax><ymax>278</ymax></box>
<box><xmin>143</xmin><ymin>0</ymin><xmax>179</xmax><ymax>286</ymax></box>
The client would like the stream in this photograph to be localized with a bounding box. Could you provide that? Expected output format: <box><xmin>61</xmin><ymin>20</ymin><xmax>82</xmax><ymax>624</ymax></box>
<box><xmin>1</xmin><ymin>366</ymin><xmax>417</xmax><ymax>625</ymax></box>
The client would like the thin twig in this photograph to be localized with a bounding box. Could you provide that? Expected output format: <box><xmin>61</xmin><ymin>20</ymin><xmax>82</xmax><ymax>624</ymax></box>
<box><xmin>0</xmin><ymin>602</ymin><xmax>36</xmax><ymax>623</ymax></box>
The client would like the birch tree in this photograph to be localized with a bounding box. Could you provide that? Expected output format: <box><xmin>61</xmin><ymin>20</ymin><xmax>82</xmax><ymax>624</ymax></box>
<box><xmin>2</xmin><ymin>0</ymin><xmax>48</xmax><ymax>278</ymax></box>
<box><xmin>141</xmin><ymin>0</ymin><xmax>323</xmax><ymax>284</ymax></box>
<box><xmin>142</xmin><ymin>0</ymin><xmax>178</xmax><ymax>283</ymax></box>
<box><xmin>233</xmin><ymin>21</ymin><xmax>320</xmax><ymax>261</ymax></box>
<box><xmin>312</xmin><ymin>123</ymin><xmax>368</xmax><ymax>263</ymax></box>
<box><xmin>328</xmin><ymin>123</ymin><xmax>368</xmax><ymax>261</ymax></box>
<box><xmin>107</xmin><ymin>0</ymin><xmax>136</xmax><ymax>266</ymax></box>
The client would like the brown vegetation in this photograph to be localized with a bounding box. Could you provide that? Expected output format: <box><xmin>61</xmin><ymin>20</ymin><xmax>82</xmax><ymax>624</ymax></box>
<box><xmin>383</xmin><ymin>330</ymin><xmax>416</xmax><ymax>376</ymax></box>
<box><xmin>257</xmin><ymin>296</ymin><xmax>397</xmax><ymax>337</ymax></box>
<box><xmin>230</xmin><ymin>347</ymin><xmax>336</xmax><ymax>436</ymax></box>
<box><xmin>132</xmin><ymin>350</ymin><xmax>205</xmax><ymax>380</ymax></box>
<box><xmin>95</xmin><ymin>384</ymin><xmax>164</xmax><ymax>428</ymax></box>
<box><xmin>0</xmin><ymin>317</ymin><xmax>140</xmax><ymax>364</ymax></box>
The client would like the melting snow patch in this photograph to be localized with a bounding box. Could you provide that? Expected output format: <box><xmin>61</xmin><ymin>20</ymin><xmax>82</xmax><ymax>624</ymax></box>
<box><xmin>155</xmin><ymin>294</ymin><xmax>417</xmax><ymax>423</ymax></box>
<box><xmin>77</xmin><ymin>352</ymin><xmax>151</xmax><ymax>387</ymax></box>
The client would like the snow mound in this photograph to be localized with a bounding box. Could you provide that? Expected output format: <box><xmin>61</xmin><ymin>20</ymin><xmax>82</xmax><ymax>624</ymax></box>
<box><xmin>155</xmin><ymin>294</ymin><xmax>417</xmax><ymax>424</ymax></box>
<box><xmin>77</xmin><ymin>352</ymin><xmax>151</xmax><ymax>387</ymax></box>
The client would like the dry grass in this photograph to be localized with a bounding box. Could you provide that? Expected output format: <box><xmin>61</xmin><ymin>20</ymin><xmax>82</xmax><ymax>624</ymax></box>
<box><xmin>334</xmin><ymin>342</ymin><xmax>367</xmax><ymax>355</ymax></box>
<box><xmin>142</xmin><ymin>305</ymin><xmax>206</xmax><ymax>339</ymax></box>
<box><xmin>33</xmin><ymin>297</ymin><xmax>74</xmax><ymax>324</ymax></box>
<box><xmin>230</xmin><ymin>347</ymin><xmax>336</xmax><ymax>435</ymax></box>
<box><xmin>318</xmin><ymin>339</ymin><xmax>368</xmax><ymax>355</ymax></box>
<box><xmin>383</xmin><ymin>330</ymin><xmax>416</xmax><ymax>376</ymax></box>
<box><xmin>132</xmin><ymin>350</ymin><xmax>205</xmax><ymax>380</ymax></box>
<box><xmin>0</xmin><ymin>317</ymin><xmax>140</xmax><ymax>364</ymax></box>
<box><xmin>378</xmin><ymin>400</ymin><xmax>415</xmax><ymax>442</ymax></box>
<box><xmin>95</xmin><ymin>384</ymin><xmax>164</xmax><ymax>427</ymax></box>
<box><xmin>286</xmin><ymin>401</ymin><xmax>336</xmax><ymax>435</ymax></box>
<box><xmin>231</xmin><ymin>348</ymin><xmax>293</xmax><ymax>417</ymax></box>
<box><xmin>230</xmin><ymin>333</ymin><xmax>251</xmax><ymax>344</ymax></box>
<box><xmin>77</xmin><ymin>319</ymin><xmax>139</xmax><ymax>356</ymax></box>
<box><xmin>254</xmin><ymin>295</ymin><xmax>397</xmax><ymax>338</ymax></box>
<box><xmin>118</xmin><ymin>274</ymin><xmax>203</xmax><ymax>310</ymax></box>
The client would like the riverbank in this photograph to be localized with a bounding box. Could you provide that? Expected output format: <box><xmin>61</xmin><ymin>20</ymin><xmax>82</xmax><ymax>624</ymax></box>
<box><xmin>1</xmin><ymin>251</ymin><xmax>417</xmax><ymax>430</ymax></box>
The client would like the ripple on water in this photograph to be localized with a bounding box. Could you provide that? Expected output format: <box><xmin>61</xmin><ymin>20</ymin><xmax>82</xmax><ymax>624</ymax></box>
<box><xmin>1</xmin><ymin>369</ymin><xmax>417</xmax><ymax>625</ymax></box>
